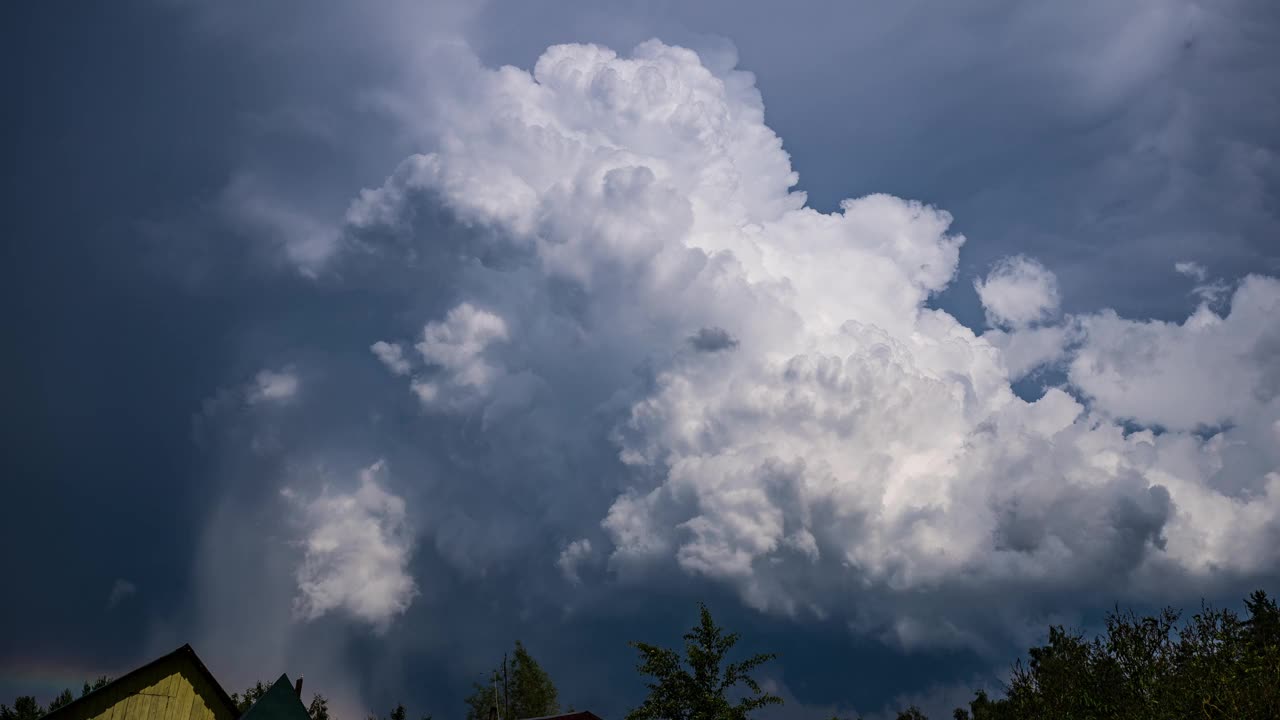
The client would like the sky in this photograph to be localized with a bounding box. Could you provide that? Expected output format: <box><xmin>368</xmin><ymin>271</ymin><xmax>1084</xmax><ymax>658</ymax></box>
<box><xmin>3</xmin><ymin>1</ymin><xmax>1279</xmax><ymax>719</ymax></box>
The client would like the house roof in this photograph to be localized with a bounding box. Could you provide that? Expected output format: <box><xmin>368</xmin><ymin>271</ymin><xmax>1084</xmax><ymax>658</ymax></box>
<box><xmin>239</xmin><ymin>675</ymin><xmax>310</xmax><ymax>720</ymax></box>
<box><xmin>39</xmin><ymin>644</ymin><xmax>239</xmax><ymax>720</ymax></box>
<box><xmin>519</xmin><ymin>712</ymin><xmax>604</xmax><ymax>720</ymax></box>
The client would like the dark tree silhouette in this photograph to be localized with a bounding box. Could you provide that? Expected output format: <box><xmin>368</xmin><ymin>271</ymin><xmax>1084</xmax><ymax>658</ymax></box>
<box><xmin>627</xmin><ymin>603</ymin><xmax>782</xmax><ymax>720</ymax></box>
<box><xmin>949</xmin><ymin>589</ymin><xmax>1280</xmax><ymax>720</ymax></box>
<box><xmin>464</xmin><ymin>641</ymin><xmax>560</xmax><ymax>720</ymax></box>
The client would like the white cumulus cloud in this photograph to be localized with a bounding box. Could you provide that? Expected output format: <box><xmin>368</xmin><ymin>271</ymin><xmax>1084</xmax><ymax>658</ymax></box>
<box><xmin>343</xmin><ymin>39</ymin><xmax>1280</xmax><ymax>647</ymax></box>
<box><xmin>557</xmin><ymin>539</ymin><xmax>595</xmax><ymax>584</ymax></box>
<box><xmin>982</xmin><ymin>324</ymin><xmax>1075</xmax><ymax>380</ymax></box>
<box><xmin>248</xmin><ymin>368</ymin><xmax>300</xmax><ymax>404</ymax></box>
<box><xmin>974</xmin><ymin>255</ymin><xmax>1061</xmax><ymax>329</ymax></box>
<box><xmin>397</xmin><ymin>303</ymin><xmax>544</xmax><ymax>420</ymax></box>
<box><xmin>1070</xmin><ymin>275</ymin><xmax>1280</xmax><ymax>431</ymax></box>
<box><xmin>289</xmin><ymin>461</ymin><xmax>417</xmax><ymax>628</ymax></box>
<box><xmin>1175</xmin><ymin>261</ymin><xmax>1208</xmax><ymax>282</ymax></box>
<box><xmin>371</xmin><ymin>341</ymin><xmax>412</xmax><ymax>376</ymax></box>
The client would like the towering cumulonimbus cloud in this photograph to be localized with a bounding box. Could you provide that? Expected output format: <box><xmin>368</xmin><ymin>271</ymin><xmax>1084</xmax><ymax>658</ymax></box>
<box><xmin>289</xmin><ymin>39</ymin><xmax>1280</xmax><ymax>646</ymax></box>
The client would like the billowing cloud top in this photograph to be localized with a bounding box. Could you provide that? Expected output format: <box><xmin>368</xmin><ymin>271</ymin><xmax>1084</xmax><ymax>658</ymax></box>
<box><xmin>246</xmin><ymin>39</ymin><xmax>1280</xmax><ymax>649</ymax></box>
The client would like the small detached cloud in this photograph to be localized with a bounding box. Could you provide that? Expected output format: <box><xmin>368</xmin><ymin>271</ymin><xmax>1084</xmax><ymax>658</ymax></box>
<box><xmin>1175</xmin><ymin>261</ymin><xmax>1208</xmax><ymax>282</ymax></box>
<box><xmin>557</xmin><ymin>539</ymin><xmax>594</xmax><ymax>584</ymax></box>
<box><xmin>288</xmin><ymin>461</ymin><xmax>417</xmax><ymax>629</ymax></box>
<box><xmin>371</xmin><ymin>341</ymin><xmax>412</xmax><ymax>376</ymax></box>
<box><xmin>107</xmin><ymin>578</ymin><xmax>137</xmax><ymax>609</ymax></box>
<box><xmin>248</xmin><ymin>368</ymin><xmax>300</xmax><ymax>404</ymax></box>
<box><xmin>1175</xmin><ymin>261</ymin><xmax>1232</xmax><ymax>307</ymax></box>
<box><xmin>975</xmin><ymin>255</ymin><xmax>1061</xmax><ymax>329</ymax></box>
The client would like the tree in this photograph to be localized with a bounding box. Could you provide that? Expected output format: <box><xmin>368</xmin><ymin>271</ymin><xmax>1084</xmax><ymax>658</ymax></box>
<box><xmin>307</xmin><ymin>695</ymin><xmax>331</xmax><ymax>720</ymax></box>
<box><xmin>389</xmin><ymin>705</ymin><xmax>407</xmax><ymax>720</ymax></box>
<box><xmin>82</xmin><ymin>677</ymin><xmax>112</xmax><ymax>698</ymax></box>
<box><xmin>627</xmin><ymin>603</ymin><xmax>782</xmax><ymax>720</ymax></box>
<box><xmin>464</xmin><ymin>641</ymin><xmax>560</xmax><ymax>720</ymax></box>
<box><xmin>0</xmin><ymin>697</ymin><xmax>44</xmax><ymax>720</ymax></box>
<box><xmin>1244</xmin><ymin>589</ymin><xmax>1280</xmax><ymax>652</ymax></box>
<box><xmin>4</xmin><ymin>676</ymin><xmax>112</xmax><ymax>720</ymax></box>
<box><xmin>952</xmin><ymin>589</ymin><xmax>1280</xmax><ymax>720</ymax></box>
<box><xmin>231</xmin><ymin>681</ymin><xmax>272</xmax><ymax>713</ymax></box>
<box><xmin>47</xmin><ymin>691</ymin><xmax>74</xmax><ymax>713</ymax></box>
<box><xmin>894</xmin><ymin>709</ymin><xmax>926</xmax><ymax>720</ymax></box>
<box><xmin>463</xmin><ymin>670</ymin><xmax>496</xmax><ymax>720</ymax></box>
<box><xmin>509</xmin><ymin>641</ymin><xmax>560</xmax><ymax>720</ymax></box>
<box><xmin>233</xmin><ymin>680</ymin><xmax>335</xmax><ymax>720</ymax></box>
<box><xmin>950</xmin><ymin>690</ymin><xmax>998</xmax><ymax>720</ymax></box>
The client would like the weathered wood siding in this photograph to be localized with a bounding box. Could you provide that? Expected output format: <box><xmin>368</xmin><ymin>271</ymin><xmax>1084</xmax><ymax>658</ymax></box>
<box><xmin>59</xmin><ymin>656</ymin><xmax>236</xmax><ymax>720</ymax></box>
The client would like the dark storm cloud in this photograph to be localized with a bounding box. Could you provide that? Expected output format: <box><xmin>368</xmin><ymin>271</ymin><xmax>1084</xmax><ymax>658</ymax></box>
<box><xmin>688</xmin><ymin>327</ymin><xmax>739</xmax><ymax>353</ymax></box>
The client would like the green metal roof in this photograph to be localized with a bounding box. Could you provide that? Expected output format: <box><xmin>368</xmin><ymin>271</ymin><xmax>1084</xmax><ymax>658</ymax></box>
<box><xmin>239</xmin><ymin>675</ymin><xmax>309</xmax><ymax>720</ymax></box>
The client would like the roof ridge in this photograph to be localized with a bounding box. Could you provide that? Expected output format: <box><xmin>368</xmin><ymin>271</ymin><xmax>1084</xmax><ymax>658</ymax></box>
<box><xmin>37</xmin><ymin>644</ymin><xmax>240</xmax><ymax>720</ymax></box>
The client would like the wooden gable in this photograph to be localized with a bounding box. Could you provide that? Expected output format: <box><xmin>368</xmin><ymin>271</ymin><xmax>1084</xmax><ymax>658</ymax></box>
<box><xmin>41</xmin><ymin>645</ymin><xmax>239</xmax><ymax>720</ymax></box>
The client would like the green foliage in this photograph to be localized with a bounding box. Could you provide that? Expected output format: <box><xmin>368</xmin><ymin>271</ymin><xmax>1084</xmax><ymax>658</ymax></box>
<box><xmin>231</xmin><ymin>681</ymin><xmax>273</xmax><ymax>713</ymax></box>
<box><xmin>81</xmin><ymin>678</ymin><xmax>111</xmax><ymax>698</ymax></box>
<box><xmin>232</xmin><ymin>680</ymin><xmax>335</xmax><ymax>720</ymax></box>
<box><xmin>464</xmin><ymin>641</ymin><xmax>560</xmax><ymax>720</ymax></box>
<box><xmin>626</xmin><ymin>603</ymin><xmax>783</xmax><ymax>720</ymax></box>
<box><xmin>0</xmin><ymin>697</ymin><xmax>45</xmax><ymax>720</ymax></box>
<box><xmin>509</xmin><ymin>642</ymin><xmax>560</xmax><ymax>720</ymax></box>
<box><xmin>894</xmin><ymin>708</ymin><xmax>926</xmax><ymax>720</ymax></box>
<box><xmin>307</xmin><ymin>695</ymin><xmax>331</xmax><ymax>720</ymax></box>
<box><xmin>3</xmin><ymin>674</ymin><xmax>114</xmax><ymax>720</ymax></box>
<box><xmin>949</xmin><ymin>589</ymin><xmax>1280</xmax><ymax>720</ymax></box>
<box><xmin>462</xmin><ymin>686</ymin><xmax>492</xmax><ymax>720</ymax></box>
<box><xmin>363</xmin><ymin>702</ymin><xmax>432</xmax><ymax>720</ymax></box>
<box><xmin>46</xmin><ymin>691</ymin><xmax>73</xmax><ymax>714</ymax></box>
